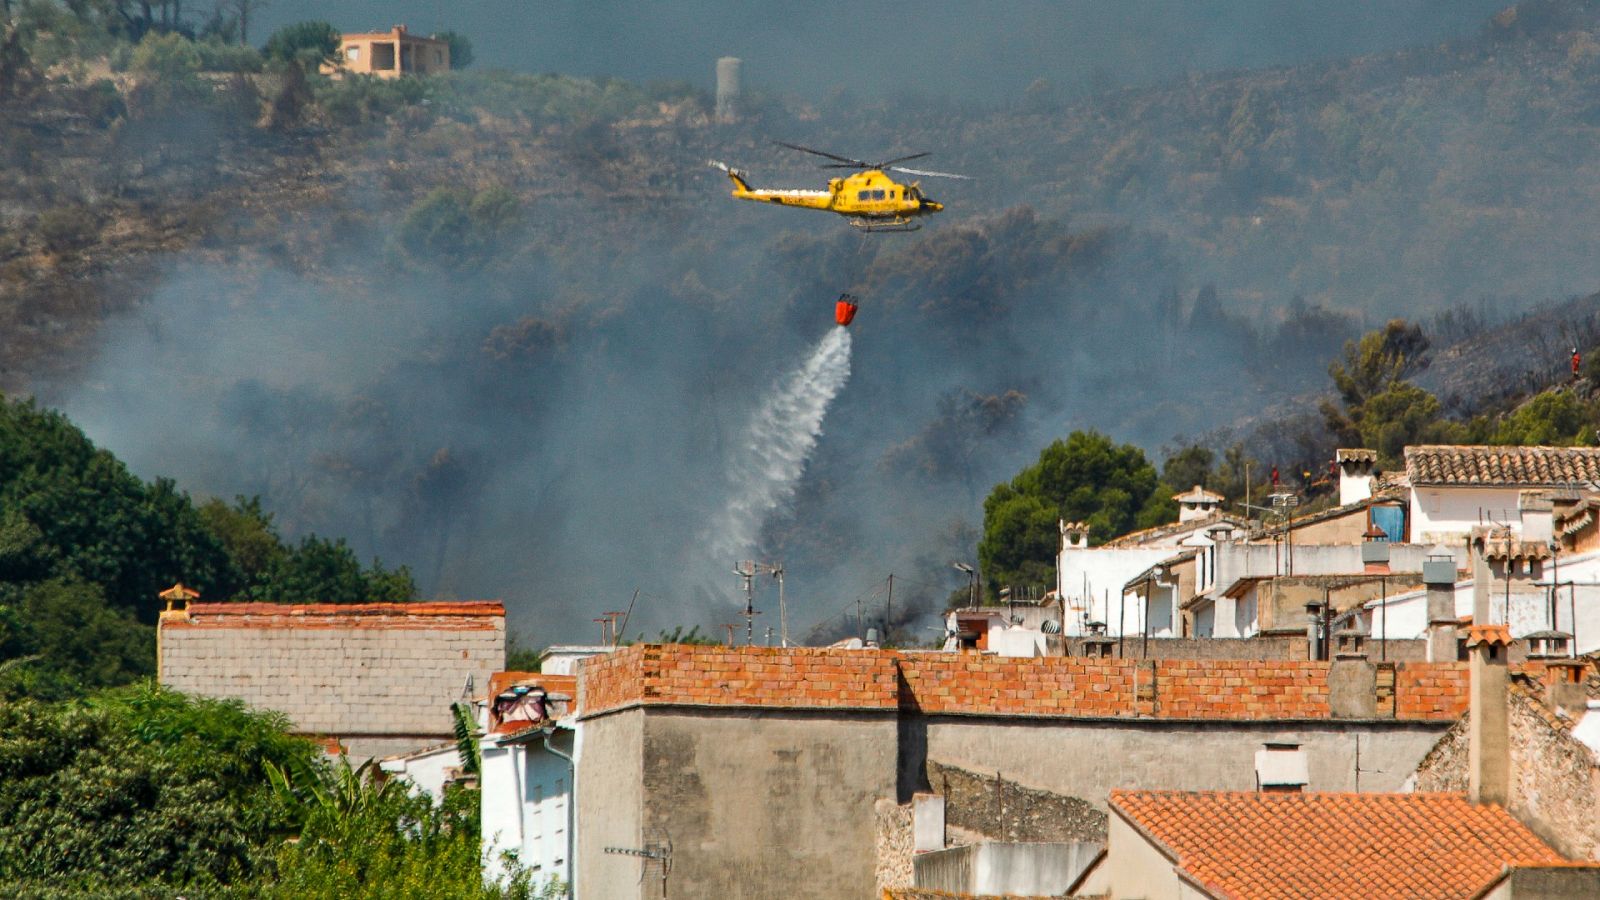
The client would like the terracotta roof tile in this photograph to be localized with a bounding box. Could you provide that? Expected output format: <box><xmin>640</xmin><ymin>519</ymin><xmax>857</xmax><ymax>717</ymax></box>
<box><xmin>1406</xmin><ymin>445</ymin><xmax>1600</xmax><ymax>487</ymax></box>
<box><xmin>1110</xmin><ymin>790</ymin><xmax>1562</xmax><ymax>899</ymax></box>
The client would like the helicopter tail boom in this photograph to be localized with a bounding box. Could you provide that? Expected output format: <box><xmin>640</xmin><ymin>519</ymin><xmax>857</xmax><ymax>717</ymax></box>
<box><xmin>707</xmin><ymin>160</ymin><xmax>753</xmax><ymax>193</ymax></box>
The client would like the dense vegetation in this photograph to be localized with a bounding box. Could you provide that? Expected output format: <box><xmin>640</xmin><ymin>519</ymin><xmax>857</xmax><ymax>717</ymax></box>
<box><xmin>0</xmin><ymin>397</ymin><xmax>414</xmax><ymax>699</ymax></box>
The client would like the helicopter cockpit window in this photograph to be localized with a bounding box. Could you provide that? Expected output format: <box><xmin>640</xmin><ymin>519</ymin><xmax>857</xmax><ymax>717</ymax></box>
<box><xmin>872</xmin><ymin>189</ymin><xmax>886</xmax><ymax>200</ymax></box>
<box><xmin>857</xmin><ymin>190</ymin><xmax>871</xmax><ymax>200</ymax></box>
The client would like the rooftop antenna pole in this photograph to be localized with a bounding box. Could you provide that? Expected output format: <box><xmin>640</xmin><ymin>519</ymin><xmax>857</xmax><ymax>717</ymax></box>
<box><xmin>603</xmin><ymin>611</ymin><xmax>626</xmax><ymax>647</ymax></box>
<box><xmin>885</xmin><ymin>573</ymin><xmax>894</xmax><ymax>644</ymax></box>
<box><xmin>617</xmin><ymin>589</ymin><xmax>640</xmax><ymax>646</ymax></box>
<box><xmin>721</xmin><ymin>623</ymin><xmax>739</xmax><ymax>646</ymax></box>
<box><xmin>735</xmin><ymin>561</ymin><xmax>757</xmax><ymax>645</ymax></box>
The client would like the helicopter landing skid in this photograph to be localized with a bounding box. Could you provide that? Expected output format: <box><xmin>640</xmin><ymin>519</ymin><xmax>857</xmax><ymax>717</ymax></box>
<box><xmin>850</xmin><ymin>218</ymin><xmax>921</xmax><ymax>233</ymax></box>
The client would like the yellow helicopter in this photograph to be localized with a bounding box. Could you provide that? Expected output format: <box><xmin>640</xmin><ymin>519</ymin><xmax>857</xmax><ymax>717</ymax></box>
<box><xmin>708</xmin><ymin>142</ymin><xmax>969</xmax><ymax>232</ymax></box>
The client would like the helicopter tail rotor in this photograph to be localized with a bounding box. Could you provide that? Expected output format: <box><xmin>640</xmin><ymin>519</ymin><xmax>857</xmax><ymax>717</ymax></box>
<box><xmin>707</xmin><ymin>160</ymin><xmax>753</xmax><ymax>192</ymax></box>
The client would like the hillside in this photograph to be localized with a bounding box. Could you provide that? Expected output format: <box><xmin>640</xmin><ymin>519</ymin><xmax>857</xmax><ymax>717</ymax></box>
<box><xmin>8</xmin><ymin>3</ymin><xmax>1600</xmax><ymax>637</ymax></box>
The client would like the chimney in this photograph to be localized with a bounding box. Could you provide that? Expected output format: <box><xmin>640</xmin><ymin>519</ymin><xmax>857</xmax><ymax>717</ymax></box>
<box><xmin>1173</xmin><ymin>485</ymin><xmax>1223</xmax><ymax>523</ymax></box>
<box><xmin>1423</xmin><ymin>555</ymin><xmax>1459</xmax><ymax>663</ymax></box>
<box><xmin>1254</xmin><ymin>742</ymin><xmax>1309</xmax><ymax>793</ymax></box>
<box><xmin>1060</xmin><ymin>520</ymin><xmax>1089</xmax><ymax>551</ymax></box>
<box><xmin>1467</xmin><ymin>623</ymin><xmax>1512</xmax><ymax>806</ymax></box>
<box><xmin>1329</xmin><ymin>632</ymin><xmax>1378</xmax><ymax>718</ymax></box>
<box><xmin>1519</xmin><ymin>490</ymin><xmax>1554</xmax><ymax>545</ymax></box>
<box><xmin>912</xmin><ymin>793</ymin><xmax>945</xmax><ymax>853</ymax></box>
<box><xmin>1542</xmin><ymin>659</ymin><xmax>1588</xmax><ymax>717</ymax></box>
<box><xmin>1336</xmin><ymin>449</ymin><xmax>1376</xmax><ymax>507</ymax></box>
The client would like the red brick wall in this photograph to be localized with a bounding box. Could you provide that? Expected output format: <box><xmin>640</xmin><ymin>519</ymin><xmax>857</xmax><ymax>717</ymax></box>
<box><xmin>1394</xmin><ymin>662</ymin><xmax>1471</xmax><ymax>719</ymax></box>
<box><xmin>578</xmin><ymin>645</ymin><xmax>1479</xmax><ymax>723</ymax></box>
<box><xmin>578</xmin><ymin>645</ymin><xmax>901</xmax><ymax>716</ymax></box>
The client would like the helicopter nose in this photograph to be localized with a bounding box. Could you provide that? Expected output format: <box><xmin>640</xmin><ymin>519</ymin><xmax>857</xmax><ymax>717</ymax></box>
<box><xmin>920</xmin><ymin>198</ymin><xmax>943</xmax><ymax>212</ymax></box>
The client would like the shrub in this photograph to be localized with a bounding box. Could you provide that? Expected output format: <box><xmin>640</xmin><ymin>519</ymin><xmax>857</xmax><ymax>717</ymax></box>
<box><xmin>36</xmin><ymin>205</ymin><xmax>99</xmax><ymax>254</ymax></box>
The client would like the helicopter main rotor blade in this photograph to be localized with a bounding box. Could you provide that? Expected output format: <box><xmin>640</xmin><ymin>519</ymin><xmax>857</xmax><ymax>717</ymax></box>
<box><xmin>773</xmin><ymin>141</ymin><xmax>868</xmax><ymax>167</ymax></box>
<box><xmin>890</xmin><ymin>166</ymin><xmax>972</xmax><ymax>180</ymax></box>
<box><xmin>875</xmin><ymin>152</ymin><xmax>930</xmax><ymax>168</ymax></box>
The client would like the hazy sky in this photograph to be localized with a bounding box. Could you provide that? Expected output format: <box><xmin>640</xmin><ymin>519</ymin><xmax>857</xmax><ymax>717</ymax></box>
<box><xmin>258</xmin><ymin>1</ymin><xmax>1510</xmax><ymax>101</ymax></box>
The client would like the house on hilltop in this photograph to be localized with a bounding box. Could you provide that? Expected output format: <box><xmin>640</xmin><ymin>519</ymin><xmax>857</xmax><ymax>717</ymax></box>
<box><xmin>325</xmin><ymin>25</ymin><xmax>450</xmax><ymax>79</ymax></box>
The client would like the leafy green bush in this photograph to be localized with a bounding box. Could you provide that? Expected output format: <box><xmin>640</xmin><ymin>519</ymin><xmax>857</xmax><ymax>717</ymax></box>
<box><xmin>314</xmin><ymin>72</ymin><xmax>432</xmax><ymax>126</ymax></box>
<box><xmin>263</xmin><ymin>21</ymin><xmax>340</xmax><ymax>71</ymax></box>
<box><xmin>398</xmin><ymin>186</ymin><xmax>523</xmax><ymax>267</ymax></box>
<box><xmin>197</xmin><ymin>37</ymin><xmax>265</xmax><ymax>73</ymax></box>
<box><xmin>0</xmin><ymin>683</ymin><xmax>315</xmax><ymax>893</ymax></box>
<box><xmin>129</xmin><ymin>31</ymin><xmax>201</xmax><ymax>79</ymax></box>
<box><xmin>267</xmin><ymin>758</ymin><xmax>543</xmax><ymax>899</ymax></box>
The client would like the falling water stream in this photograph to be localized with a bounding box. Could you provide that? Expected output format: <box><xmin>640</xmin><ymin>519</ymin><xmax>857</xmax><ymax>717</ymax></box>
<box><xmin>706</xmin><ymin>326</ymin><xmax>853</xmax><ymax>561</ymax></box>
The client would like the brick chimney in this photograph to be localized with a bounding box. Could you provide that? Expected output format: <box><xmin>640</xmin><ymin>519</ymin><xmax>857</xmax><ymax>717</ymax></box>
<box><xmin>1336</xmin><ymin>449</ymin><xmax>1376</xmax><ymax>506</ymax></box>
<box><xmin>1542</xmin><ymin>658</ymin><xmax>1589</xmax><ymax>717</ymax></box>
<box><xmin>1328</xmin><ymin>631</ymin><xmax>1377</xmax><ymax>718</ymax></box>
<box><xmin>1467</xmin><ymin>623</ymin><xmax>1513</xmax><ymax>806</ymax></box>
<box><xmin>1422</xmin><ymin>555</ymin><xmax>1459</xmax><ymax>663</ymax></box>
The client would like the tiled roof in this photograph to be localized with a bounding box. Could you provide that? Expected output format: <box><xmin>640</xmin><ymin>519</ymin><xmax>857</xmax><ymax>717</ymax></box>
<box><xmin>1104</xmin><ymin>515</ymin><xmax>1247</xmax><ymax>548</ymax></box>
<box><xmin>1110</xmin><ymin>790</ymin><xmax>1562</xmax><ymax>899</ymax></box>
<box><xmin>1406</xmin><ymin>445</ymin><xmax>1600</xmax><ymax>487</ymax></box>
<box><xmin>168</xmin><ymin>601</ymin><xmax>504</xmax><ymax>631</ymax></box>
<box><xmin>1337</xmin><ymin>448</ymin><xmax>1378</xmax><ymax>464</ymax></box>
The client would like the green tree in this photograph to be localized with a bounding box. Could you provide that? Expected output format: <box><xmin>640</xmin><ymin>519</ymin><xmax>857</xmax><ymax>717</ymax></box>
<box><xmin>436</xmin><ymin>29</ymin><xmax>472</xmax><ymax>69</ymax></box>
<box><xmin>262</xmin><ymin>20</ymin><xmax>338</xmax><ymax>70</ymax></box>
<box><xmin>0</xmin><ymin>398</ymin><xmax>238</xmax><ymax>618</ymax></box>
<box><xmin>1491</xmin><ymin>390</ymin><xmax>1597</xmax><ymax>446</ymax></box>
<box><xmin>1321</xmin><ymin>319</ymin><xmax>1432</xmax><ymax>449</ymax></box>
<box><xmin>978</xmin><ymin>431</ymin><xmax>1167</xmax><ymax>598</ymax></box>
<box><xmin>1160</xmin><ymin>444</ymin><xmax>1216</xmax><ymax>494</ymax></box>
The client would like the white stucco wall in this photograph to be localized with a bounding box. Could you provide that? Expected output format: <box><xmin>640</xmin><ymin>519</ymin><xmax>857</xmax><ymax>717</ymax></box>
<box><xmin>1058</xmin><ymin>547</ymin><xmax>1171</xmax><ymax>636</ymax></box>
<box><xmin>378</xmin><ymin>744</ymin><xmax>459</xmax><ymax>803</ymax></box>
<box><xmin>1410</xmin><ymin>487</ymin><xmax>1524</xmax><ymax>543</ymax></box>
<box><xmin>482</xmin><ymin>730</ymin><xmax>576</xmax><ymax>893</ymax></box>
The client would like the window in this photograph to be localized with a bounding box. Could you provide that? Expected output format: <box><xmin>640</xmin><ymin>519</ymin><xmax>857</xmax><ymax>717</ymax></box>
<box><xmin>346</xmin><ymin>46</ymin><xmax>360</xmax><ymax>61</ymax></box>
<box><xmin>435</xmin><ymin>50</ymin><xmax>444</xmax><ymax>64</ymax></box>
<box><xmin>857</xmin><ymin>189</ymin><xmax>870</xmax><ymax>200</ymax></box>
<box><xmin>873</xmin><ymin>189</ymin><xmax>886</xmax><ymax>200</ymax></box>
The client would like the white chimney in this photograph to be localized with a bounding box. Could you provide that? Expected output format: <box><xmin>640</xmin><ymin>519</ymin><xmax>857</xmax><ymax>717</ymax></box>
<box><xmin>1172</xmin><ymin>486</ymin><xmax>1223</xmax><ymax>524</ymax></box>
<box><xmin>1060</xmin><ymin>520</ymin><xmax>1089</xmax><ymax>550</ymax></box>
<box><xmin>1519</xmin><ymin>490</ymin><xmax>1554</xmax><ymax>545</ymax></box>
<box><xmin>1336</xmin><ymin>449</ymin><xmax>1376</xmax><ymax>507</ymax></box>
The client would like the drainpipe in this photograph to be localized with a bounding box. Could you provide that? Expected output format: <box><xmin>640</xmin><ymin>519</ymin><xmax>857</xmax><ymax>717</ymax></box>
<box><xmin>540</xmin><ymin>725</ymin><xmax>577</xmax><ymax>899</ymax></box>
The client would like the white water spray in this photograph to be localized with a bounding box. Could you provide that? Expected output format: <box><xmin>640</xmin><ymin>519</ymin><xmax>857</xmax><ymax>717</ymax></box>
<box><xmin>707</xmin><ymin>327</ymin><xmax>853</xmax><ymax>560</ymax></box>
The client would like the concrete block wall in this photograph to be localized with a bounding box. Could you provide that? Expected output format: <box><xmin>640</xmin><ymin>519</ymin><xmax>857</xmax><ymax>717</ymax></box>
<box><xmin>159</xmin><ymin>602</ymin><xmax>504</xmax><ymax>738</ymax></box>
